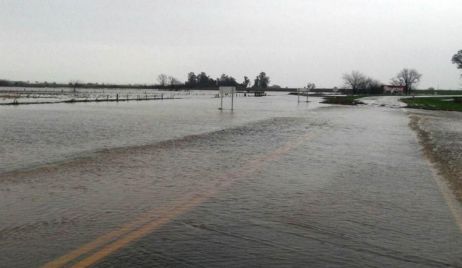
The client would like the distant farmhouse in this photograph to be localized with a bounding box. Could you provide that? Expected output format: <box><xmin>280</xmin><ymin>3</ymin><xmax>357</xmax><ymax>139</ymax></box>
<box><xmin>383</xmin><ymin>85</ymin><xmax>405</xmax><ymax>94</ymax></box>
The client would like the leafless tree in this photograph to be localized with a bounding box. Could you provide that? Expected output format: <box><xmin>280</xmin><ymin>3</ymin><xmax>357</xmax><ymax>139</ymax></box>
<box><xmin>157</xmin><ymin>74</ymin><xmax>168</xmax><ymax>87</ymax></box>
<box><xmin>343</xmin><ymin>71</ymin><xmax>367</xmax><ymax>94</ymax></box>
<box><xmin>167</xmin><ymin>76</ymin><xmax>182</xmax><ymax>86</ymax></box>
<box><xmin>69</xmin><ymin>80</ymin><xmax>82</xmax><ymax>94</ymax></box>
<box><xmin>391</xmin><ymin>68</ymin><xmax>422</xmax><ymax>95</ymax></box>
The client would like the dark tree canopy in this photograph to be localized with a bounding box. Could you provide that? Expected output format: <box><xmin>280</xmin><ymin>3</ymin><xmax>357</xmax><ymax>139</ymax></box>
<box><xmin>217</xmin><ymin>74</ymin><xmax>238</xmax><ymax>87</ymax></box>
<box><xmin>452</xmin><ymin>50</ymin><xmax>462</xmax><ymax>73</ymax></box>
<box><xmin>186</xmin><ymin>72</ymin><xmax>197</xmax><ymax>87</ymax></box>
<box><xmin>365</xmin><ymin>78</ymin><xmax>383</xmax><ymax>95</ymax></box>
<box><xmin>185</xmin><ymin>72</ymin><xmax>247</xmax><ymax>88</ymax></box>
<box><xmin>185</xmin><ymin>72</ymin><xmax>216</xmax><ymax>88</ymax></box>
<box><xmin>196</xmin><ymin>72</ymin><xmax>216</xmax><ymax>87</ymax></box>
<box><xmin>242</xmin><ymin>76</ymin><xmax>250</xmax><ymax>88</ymax></box>
<box><xmin>253</xmin><ymin>72</ymin><xmax>270</xmax><ymax>89</ymax></box>
<box><xmin>306</xmin><ymin>82</ymin><xmax>316</xmax><ymax>90</ymax></box>
<box><xmin>183</xmin><ymin>71</ymin><xmax>273</xmax><ymax>89</ymax></box>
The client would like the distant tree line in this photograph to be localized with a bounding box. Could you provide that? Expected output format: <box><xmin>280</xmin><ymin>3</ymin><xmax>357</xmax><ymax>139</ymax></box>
<box><xmin>0</xmin><ymin>79</ymin><xmax>64</xmax><ymax>88</ymax></box>
<box><xmin>181</xmin><ymin>71</ymin><xmax>270</xmax><ymax>90</ymax></box>
<box><xmin>0</xmin><ymin>71</ymin><xmax>270</xmax><ymax>91</ymax></box>
<box><xmin>0</xmin><ymin>79</ymin><xmax>161</xmax><ymax>89</ymax></box>
<box><xmin>342</xmin><ymin>68</ymin><xmax>422</xmax><ymax>95</ymax></box>
<box><xmin>342</xmin><ymin>71</ymin><xmax>383</xmax><ymax>95</ymax></box>
<box><xmin>3</xmin><ymin>50</ymin><xmax>461</xmax><ymax>91</ymax></box>
<box><xmin>344</xmin><ymin>49</ymin><xmax>462</xmax><ymax>94</ymax></box>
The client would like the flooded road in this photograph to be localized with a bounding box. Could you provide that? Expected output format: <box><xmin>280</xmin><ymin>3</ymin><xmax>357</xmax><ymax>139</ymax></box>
<box><xmin>1</xmin><ymin>93</ymin><xmax>462</xmax><ymax>267</ymax></box>
<box><xmin>0</xmin><ymin>91</ymin><xmax>322</xmax><ymax>173</ymax></box>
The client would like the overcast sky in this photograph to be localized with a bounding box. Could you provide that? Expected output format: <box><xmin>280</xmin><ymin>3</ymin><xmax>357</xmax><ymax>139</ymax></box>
<box><xmin>1</xmin><ymin>0</ymin><xmax>461</xmax><ymax>88</ymax></box>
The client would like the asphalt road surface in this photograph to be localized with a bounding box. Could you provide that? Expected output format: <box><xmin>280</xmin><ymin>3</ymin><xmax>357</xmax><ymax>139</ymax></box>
<box><xmin>1</xmin><ymin>101</ymin><xmax>462</xmax><ymax>267</ymax></box>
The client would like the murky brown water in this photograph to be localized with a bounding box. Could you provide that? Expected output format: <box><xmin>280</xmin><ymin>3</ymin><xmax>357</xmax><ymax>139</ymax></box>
<box><xmin>0</xmin><ymin>91</ymin><xmax>323</xmax><ymax>173</ymax></box>
<box><xmin>1</xmin><ymin>93</ymin><xmax>462</xmax><ymax>267</ymax></box>
<box><xmin>408</xmin><ymin>109</ymin><xmax>462</xmax><ymax>202</ymax></box>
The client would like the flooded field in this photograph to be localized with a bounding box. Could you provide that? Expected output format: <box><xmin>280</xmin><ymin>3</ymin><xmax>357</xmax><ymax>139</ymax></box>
<box><xmin>0</xmin><ymin>88</ymin><xmax>192</xmax><ymax>105</ymax></box>
<box><xmin>0</xmin><ymin>90</ymin><xmax>322</xmax><ymax>173</ymax></box>
<box><xmin>1</xmin><ymin>90</ymin><xmax>462</xmax><ymax>267</ymax></box>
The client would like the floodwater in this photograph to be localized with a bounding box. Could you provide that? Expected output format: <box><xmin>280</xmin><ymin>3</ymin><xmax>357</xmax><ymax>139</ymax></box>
<box><xmin>1</xmin><ymin>91</ymin><xmax>462</xmax><ymax>267</ymax></box>
<box><xmin>0</xmin><ymin>87</ymin><xmax>191</xmax><ymax>104</ymax></box>
<box><xmin>0</xmin><ymin>91</ymin><xmax>321</xmax><ymax>173</ymax></box>
<box><xmin>408</xmin><ymin>108</ymin><xmax>462</xmax><ymax>202</ymax></box>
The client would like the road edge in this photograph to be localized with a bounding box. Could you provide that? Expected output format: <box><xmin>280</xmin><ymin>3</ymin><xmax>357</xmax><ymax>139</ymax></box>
<box><xmin>408</xmin><ymin>112</ymin><xmax>462</xmax><ymax>232</ymax></box>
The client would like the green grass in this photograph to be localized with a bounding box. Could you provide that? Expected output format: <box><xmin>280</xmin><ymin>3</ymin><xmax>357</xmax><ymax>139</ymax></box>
<box><xmin>322</xmin><ymin>95</ymin><xmax>365</xmax><ymax>105</ymax></box>
<box><xmin>413</xmin><ymin>89</ymin><xmax>462</xmax><ymax>95</ymax></box>
<box><xmin>401</xmin><ymin>97</ymin><xmax>462</xmax><ymax>112</ymax></box>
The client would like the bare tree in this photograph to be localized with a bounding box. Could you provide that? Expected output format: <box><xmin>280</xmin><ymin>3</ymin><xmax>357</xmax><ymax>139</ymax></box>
<box><xmin>157</xmin><ymin>74</ymin><xmax>168</xmax><ymax>87</ymax></box>
<box><xmin>343</xmin><ymin>71</ymin><xmax>367</xmax><ymax>94</ymax></box>
<box><xmin>69</xmin><ymin>80</ymin><xmax>82</xmax><ymax>94</ymax></box>
<box><xmin>167</xmin><ymin>76</ymin><xmax>182</xmax><ymax>86</ymax></box>
<box><xmin>391</xmin><ymin>68</ymin><xmax>422</xmax><ymax>95</ymax></box>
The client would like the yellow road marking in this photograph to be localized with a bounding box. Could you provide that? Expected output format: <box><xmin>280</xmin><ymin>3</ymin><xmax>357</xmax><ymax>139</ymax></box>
<box><xmin>70</xmin><ymin>194</ymin><xmax>212</xmax><ymax>268</ymax></box>
<box><xmin>41</xmin><ymin>193</ymin><xmax>202</xmax><ymax>268</ymax></box>
<box><xmin>42</xmin><ymin>133</ymin><xmax>315</xmax><ymax>268</ymax></box>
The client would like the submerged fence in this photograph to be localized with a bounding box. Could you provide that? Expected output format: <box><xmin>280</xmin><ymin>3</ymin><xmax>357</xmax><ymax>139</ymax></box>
<box><xmin>0</xmin><ymin>89</ymin><xmax>180</xmax><ymax>105</ymax></box>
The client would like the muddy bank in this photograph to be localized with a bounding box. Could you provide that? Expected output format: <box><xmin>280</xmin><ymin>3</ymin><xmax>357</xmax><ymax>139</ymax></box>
<box><xmin>409</xmin><ymin>110</ymin><xmax>462</xmax><ymax>202</ymax></box>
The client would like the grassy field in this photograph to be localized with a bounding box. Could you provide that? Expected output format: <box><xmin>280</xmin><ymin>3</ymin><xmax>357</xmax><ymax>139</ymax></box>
<box><xmin>414</xmin><ymin>89</ymin><xmax>462</xmax><ymax>95</ymax></box>
<box><xmin>401</xmin><ymin>97</ymin><xmax>462</xmax><ymax>112</ymax></box>
<box><xmin>322</xmin><ymin>95</ymin><xmax>365</xmax><ymax>105</ymax></box>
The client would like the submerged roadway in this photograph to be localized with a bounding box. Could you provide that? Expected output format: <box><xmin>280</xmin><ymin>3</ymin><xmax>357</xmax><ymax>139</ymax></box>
<box><xmin>1</xmin><ymin>97</ymin><xmax>462</xmax><ymax>267</ymax></box>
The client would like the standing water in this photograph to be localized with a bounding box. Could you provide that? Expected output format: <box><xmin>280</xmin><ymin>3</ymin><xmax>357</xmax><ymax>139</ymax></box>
<box><xmin>1</xmin><ymin>90</ymin><xmax>462</xmax><ymax>267</ymax></box>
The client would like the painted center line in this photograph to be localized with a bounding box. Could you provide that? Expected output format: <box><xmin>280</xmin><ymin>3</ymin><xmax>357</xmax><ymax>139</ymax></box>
<box><xmin>42</xmin><ymin>133</ymin><xmax>315</xmax><ymax>268</ymax></box>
